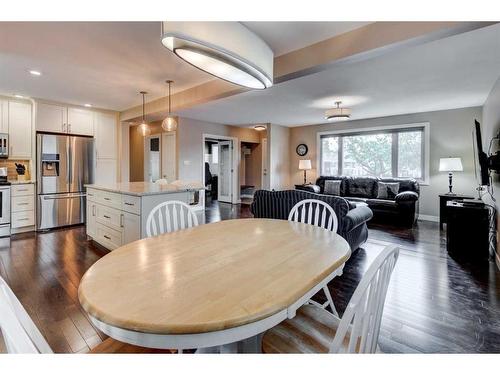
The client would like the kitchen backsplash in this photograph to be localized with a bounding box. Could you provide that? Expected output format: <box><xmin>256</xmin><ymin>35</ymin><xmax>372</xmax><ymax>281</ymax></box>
<box><xmin>0</xmin><ymin>159</ymin><xmax>31</xmax><ymax>181</ymax></box>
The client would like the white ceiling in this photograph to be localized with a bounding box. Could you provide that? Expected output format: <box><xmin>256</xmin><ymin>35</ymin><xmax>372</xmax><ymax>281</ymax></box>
<box><xmin>0</xmin><ymin>22</ymin><xmax>214</xmax><ymax>111</ymax></box>
<box><xmin>0</xmin><ymin>21</ymin><xmax>370</xmax><ymax>111</ymax></box>
<box><xmin>178</xmin><ymin>23</ymin><xmax>500</xmax><ymax>127</ymax></box>
<box><xmin>243</xmin><ymin>22</ymin><xmax>371</xmax><ymax>56</ymax></box>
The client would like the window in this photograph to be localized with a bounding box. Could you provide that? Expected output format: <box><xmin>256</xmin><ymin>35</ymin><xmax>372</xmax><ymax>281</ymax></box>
<box><xmin>319</xmin><ymin>125</ymin><xmax>426</xmax><ymax>181</ymax></box>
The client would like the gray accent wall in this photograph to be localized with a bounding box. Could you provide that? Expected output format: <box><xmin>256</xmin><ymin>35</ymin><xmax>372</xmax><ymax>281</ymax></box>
<box><xmin>482</xmin><ymin>77</ymin><xmax>500</xmax><ymax>265</ymax></box>
<box><xmin>289</xmin><ymin>106</ymin><xmax>482</xmax><ymax>218</ymax></box>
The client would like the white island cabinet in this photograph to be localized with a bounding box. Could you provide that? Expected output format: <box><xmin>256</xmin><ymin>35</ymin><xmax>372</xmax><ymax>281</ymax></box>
<box><xmin>85</xmin><ymin>182</ymin><xmax>204</xmax><ymax>251</ymax></box>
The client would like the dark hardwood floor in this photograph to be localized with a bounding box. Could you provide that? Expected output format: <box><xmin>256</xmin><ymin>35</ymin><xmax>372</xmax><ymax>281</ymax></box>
<box><xmin>1</xmin><ymin>200</ymin><xmax>499</xmax><ymax>353</ymax></box>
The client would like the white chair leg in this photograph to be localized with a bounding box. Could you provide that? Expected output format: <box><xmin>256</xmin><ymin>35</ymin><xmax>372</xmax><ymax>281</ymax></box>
<box><xmin>323</xmin><ymin>286</ymin><xmax>339</xmax><ymax>317</ymax></box>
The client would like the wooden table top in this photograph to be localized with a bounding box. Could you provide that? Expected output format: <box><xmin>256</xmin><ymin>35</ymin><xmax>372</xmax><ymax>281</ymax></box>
<box><xmin>78</xmin><ymin>219</ymin><xmax>351</xmax><ymax>335</ymax></box>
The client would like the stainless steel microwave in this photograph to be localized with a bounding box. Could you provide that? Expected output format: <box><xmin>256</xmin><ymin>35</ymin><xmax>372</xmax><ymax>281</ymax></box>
<box><xmin>0</xmin><ymin>133</ymin><xmax>8</xmax><ymax>158</ymax></box>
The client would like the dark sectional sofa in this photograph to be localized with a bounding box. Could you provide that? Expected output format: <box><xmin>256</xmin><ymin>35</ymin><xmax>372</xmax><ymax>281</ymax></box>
<box><xmin>250</xmin><ymin>189</ymin><xmax>373</xmax><ymax>251</ymax></box>
<box><xmin>302</xmin><ymin>176</ymin><xmax>420</xmax><ymax>227</ymax></box>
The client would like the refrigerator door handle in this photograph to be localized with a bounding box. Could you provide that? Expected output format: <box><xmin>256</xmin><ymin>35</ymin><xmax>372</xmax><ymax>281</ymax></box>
<box><xmin>43</xmin><ymin>194</ymin><xmax>86</xmax><ymax>200</ymax></box>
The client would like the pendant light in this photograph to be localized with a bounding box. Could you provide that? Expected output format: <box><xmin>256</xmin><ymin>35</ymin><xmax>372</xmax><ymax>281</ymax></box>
<box><xmin>161</xmin><ymin>80</ymin><xmax>178</xmax><ymax>132</ymax></box>
<box><xmin>161</xmin><ymin>22</ymin><xmax>273</xmax><ymax>90</ymax></box>
<box><xmin>325</xmin><ymin>101</ymin><xmax>352</xmax><ymax>121</ymax></box>
<box><xmin>137</xmin><ymin>91</ymin><xmax>151</xmax><ymax>136</ymax></box>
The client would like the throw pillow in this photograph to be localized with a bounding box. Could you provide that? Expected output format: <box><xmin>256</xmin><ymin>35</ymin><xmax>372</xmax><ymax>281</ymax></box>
<box><xmin>377</xmin><ymin>182</ymin><xmax>400</xmax><ymax>199</ymax></box>
<box><xmin>324</xmin><ymin>180</ymin><xmax>341</xmax><ymax>196</ymax></box>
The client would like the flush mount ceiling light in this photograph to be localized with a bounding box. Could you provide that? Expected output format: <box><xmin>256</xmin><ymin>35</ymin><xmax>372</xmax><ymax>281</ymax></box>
<box><xmin>137</xmin><ymin>91</ymin><xmax>151</xmax><ymax>137</ymax></box>
<box><xmin>325</xmin><ymin>101</ymin><xmax>352</xmax><ymax>121</ymax></box>
<box><xmin>161</xmin><ymin>22</ymin><xmax>273</xmax><ymax>90</ymax></box>
<box><xmin>162</xmin><ymin>80</ymin><xmax>178</xmax><ymax>132</ymax></box>
<box><xmin>254</xmin><ymin>125</ymin><xmax>266</xmax><ymax>131</ymax></box>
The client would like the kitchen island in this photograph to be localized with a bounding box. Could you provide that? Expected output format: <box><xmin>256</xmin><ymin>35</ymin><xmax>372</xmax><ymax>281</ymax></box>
<box><xmin>85</xmin><ymin>181</ymin><xmax>204</xmax><ymax>251</ymax></box>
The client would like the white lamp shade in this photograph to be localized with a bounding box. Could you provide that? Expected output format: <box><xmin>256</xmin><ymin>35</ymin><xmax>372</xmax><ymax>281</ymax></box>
<box><xmin>439</xmin><ymin>157</ymin><xmax>463</xmax><ymax>172</ymax></box>
<box><xmin>299</xmin><ymin>160</ymin><xmax>312</xmax><ymax>170</ymax></box>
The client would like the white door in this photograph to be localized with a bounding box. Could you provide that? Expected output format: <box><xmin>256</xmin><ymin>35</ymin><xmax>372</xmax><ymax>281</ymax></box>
<box><xmin>121</xmin><ymin>212</ymin><xmax>141</xmax><ymax>245</ymax></box>
<box><xmin>261</xmin><ymin>137</ymin><xmax>269</xmax><ymax>189</ymax></box>
<box><xmin>8</xmin><ymin>101</ymin><xmax>32</xmax><ymax>159</ymax></box>
<box><xmin>161</xmin><ymin>132</ymin><xmax>176</xmax><ymax>182</ymax></box>
<box><xmin>95</xmin><ymin>159</ymin><xmax>117</xmax><ymax>185</ymax></box>
<box><xmin>36</xmin><ymin>102</ymin><xmax>66</xmax><ymax>133</ymax></box>
<box><xmin>67</xmin><ymin>107</ymin><xmax>94</xmax><ymax>136</ymax></box>
<box><xmin>144</xmin><ymin>135</ymin><xmax>161</xmax><ymax>182</ymax></box>
<box><xmin>218</xmin><ymin>140</ymin><xmax>233</xmax><ymax>203</ymax></box>
<box><xmin>95</xmin><ymin>112</ymin><xmax>117</xmax><ymax>159</ymax></box>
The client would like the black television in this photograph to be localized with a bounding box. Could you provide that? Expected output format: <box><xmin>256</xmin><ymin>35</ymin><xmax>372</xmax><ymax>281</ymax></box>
<box><xmin>473</xmin><ymin>119</ymin><xmax>490</xmax><ymax>186</ymax></box>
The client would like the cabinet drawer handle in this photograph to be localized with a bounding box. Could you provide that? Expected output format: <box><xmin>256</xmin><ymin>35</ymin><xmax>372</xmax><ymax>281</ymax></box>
<box><xmin>124</xmin><ymin>202</ymin><xmax>134</xmax><ymax>206</ymax></box>
<box><xmin>17</xmin><ymin>203</ymin><xmax>29</xmax><ymax>206</ymax></box>
<box><xmin>17</xmin><ymin>189</ymin><xmax>28</xmax><ymax>192</ymax></box>
<box><xmin>103</xmin><ymin>215</ymin><xmax>111</xmax><ymax>219</ymax></box>
<box><xmin>103</xmin><ymin>235</ymin><xmax>111</xmax><ymax>240</ymax></box>
<box><xmin>18</xmin><ymin>218</ymin><xmax>29</xmax><ymax>221</ymax></box>
<box><xmin>120</xmin><ymin>213</ymin><xmax>124</xmax><ymax>228</ymax></box>
<box><xmin>104</xmin><ymin>197</ymin><xmax>111</xmax><ymax>201</ymax></box>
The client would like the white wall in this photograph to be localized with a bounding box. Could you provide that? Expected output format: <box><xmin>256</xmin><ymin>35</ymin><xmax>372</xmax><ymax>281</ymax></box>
<box><xmin>269</xmin><ymin>123</ymin><xmax>291</xmax><ymax>190</ymax></box>
<box><xmin>289</xmin><ymin>107</ymin><xmax>482</xmax><ymax>218</ymax></box>
<box><xmin>482</xmin><ymin>76</ymin><xmax>500</xmax><ymax>266</ymax></box>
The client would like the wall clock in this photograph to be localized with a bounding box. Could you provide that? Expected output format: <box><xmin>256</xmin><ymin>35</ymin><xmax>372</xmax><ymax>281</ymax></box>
<box><xmin>296</xmin><ymin>143</ymin><xmax>308</xmax><ymax>156</ymax></box>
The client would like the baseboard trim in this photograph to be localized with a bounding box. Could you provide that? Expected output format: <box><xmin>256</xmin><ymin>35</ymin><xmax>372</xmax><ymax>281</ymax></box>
<box><xmin>418</xmin><ymin>214</ymin><xmax>439</xmax><ymax>222</ymax></box>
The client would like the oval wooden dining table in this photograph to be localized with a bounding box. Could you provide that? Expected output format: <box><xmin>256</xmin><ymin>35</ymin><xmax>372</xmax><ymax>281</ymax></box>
<box><xmin>78</xmin><ymin>218</ymin><xmax>351</xmax><ymax>353</ymax></box>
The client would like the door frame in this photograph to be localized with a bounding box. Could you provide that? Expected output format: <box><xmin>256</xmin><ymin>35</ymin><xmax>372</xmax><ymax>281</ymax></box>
<box><xmin>144</xmin><ymin>134</ymin><xmax>161</xmax><ymax>182</ymax></box>
<box><xmin>202</xmin><ymin>134</ymin><xmax>240</xmax><ymax>204</ymax></box>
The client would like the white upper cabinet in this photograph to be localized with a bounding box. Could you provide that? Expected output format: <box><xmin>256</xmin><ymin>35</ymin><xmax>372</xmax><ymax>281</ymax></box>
<box><xmin>8</xmin><ymin>101</ymin><xmax>32</xmax><ymax>159</ymax></box>
<box><xmin>95</xmin><ymin>112</ymin><xmax>117</xmax><ymax>159</ymax></box>
<box><xmin>67</xmin><ymin>107</ymin><xmax>94</xmax><ymax>136</ymax></box>
<box><xmin>36</xmin><ymin>102</ymin><xmax>67</xmax><ymax>133</ymax></box>
<box><xmin>0</xmin><ymin>100</ymin><xmax>8</xmax><ymax>133</ymax></box>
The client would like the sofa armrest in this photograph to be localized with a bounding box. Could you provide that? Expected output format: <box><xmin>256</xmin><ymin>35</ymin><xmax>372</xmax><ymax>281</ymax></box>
<box><xmin>344</xmin><ymin>206</ymin><xmax>373</xmax><ymax>232</ymax></box>
<box><xmin>395</xmin><ymin>191</ymin><xmax>419</xmax><ymax>203</ymax></box>
<box><xmin>297</xmin><ymin>184</ymin><xmax>320</xmax><ymax>193</ymax></box>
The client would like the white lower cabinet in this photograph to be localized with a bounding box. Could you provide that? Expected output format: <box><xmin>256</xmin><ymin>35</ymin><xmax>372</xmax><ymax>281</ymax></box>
<box><xmin>11</xmin><ymin>183</ymin><xmax>35</xmax><ymax>233</ymax></box>
<box><xmin>121</xmin><ymin>211</ymin><xmax>141</xmax><ymax>245</ymax></box>
<box><xmin>86</xmin><ymin>188</ymin><xmax>140</xmax><ymax>250</ymax></box>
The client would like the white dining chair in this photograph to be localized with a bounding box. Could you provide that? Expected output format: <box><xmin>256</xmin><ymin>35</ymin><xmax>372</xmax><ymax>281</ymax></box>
<box><xmin>146</xmin><ymin>200</ymin><xmax>199</xmax><ymax>238</ymax></box>
<box><xmin>0</xmin><ymin>276</ymin><xmax>176</xmax><ymax>354</ymax></box>
<box><xmin>262</xmin><ymin>245</ymin><xmax>399</xmax><ymax>353</ymax></box>
<box><xmin>288</xmin><ymin>198</ymin><xmax>339</xmax><ymax>314</ymax></box>
<box><xmin>0</xmin><ymin>276</ymin><xmax>53</xmax><ymax>353</ymax></box>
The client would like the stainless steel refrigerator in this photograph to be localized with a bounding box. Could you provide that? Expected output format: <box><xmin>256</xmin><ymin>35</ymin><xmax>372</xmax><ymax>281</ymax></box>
<box><xmin>37</xmin><ymin>133</ymin><xmax>95</xmax><ymax>230</ymax></box>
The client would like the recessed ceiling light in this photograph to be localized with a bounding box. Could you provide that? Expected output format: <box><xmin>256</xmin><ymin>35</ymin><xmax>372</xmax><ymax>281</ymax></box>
<box><xmin>29</xmin><ymin>70</ymin><xmax>42</xmax><ymax>76</ymax></box>
<box><xmin>14</xmin><ymin>94</ymin><xmax>25</xmax><ymax>99</ymax></box>
<box><xmin>84</xmin><ymin>104</ymin><xmax>92</xmax><ymax>108</ymax></box>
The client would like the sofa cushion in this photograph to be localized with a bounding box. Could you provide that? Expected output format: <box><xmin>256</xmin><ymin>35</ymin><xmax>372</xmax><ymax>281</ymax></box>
<box><xmin>324</xmin><ymin>180</ymin><xmax>341</xmax><ymax>196</ymax></box>
<box><xmin>376</xmin><ymin>182</ymin><xmax>400</xmax><ymax>199</ymax></box>
<box><xmin>366</xmin><ymin>198</ymin><xmax>398</xmax><ymax>209</ymax></box>
<box><xmin>345</xmin><ymin>177</ymin><xmax>378</xmax><ymax>198</ymax></box>
<box><xmin>379</xmin><ymin>177</ymin><xmax>419</xmax><ymax>195</ymax></box>
<box><xmin>316</xmin><ymin>176</ymin><xmax>347</xmax><ymax>196</ymax></box>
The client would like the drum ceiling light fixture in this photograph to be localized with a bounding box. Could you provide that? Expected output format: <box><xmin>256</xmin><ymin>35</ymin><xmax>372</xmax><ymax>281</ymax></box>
<box><xmin>161</xmin><ymin>22</ymin><xmax>274</xmax><ymax>90</ymax></box>
<box><xmin>325</xmin><ymin>101</ymin><xmax>352</xmax><ymax>121</ymax></box>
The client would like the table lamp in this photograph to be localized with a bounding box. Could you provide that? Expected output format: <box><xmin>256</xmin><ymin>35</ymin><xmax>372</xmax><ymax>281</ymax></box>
<box><xmin>298</xmin><ymin>160</ymin><xmax>312</xmax><ymax>184</ymax></box>
<box><xmin>439</xmin><ymin>157</ymin><xmax>463</xmax><ymax>195</ymax></box>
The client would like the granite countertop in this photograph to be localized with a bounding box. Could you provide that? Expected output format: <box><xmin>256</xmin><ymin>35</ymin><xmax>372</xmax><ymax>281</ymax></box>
<box><xmin>85</xmin><ymin>181</ymin><xmax>205</xmax><ymax>197</ymax></box>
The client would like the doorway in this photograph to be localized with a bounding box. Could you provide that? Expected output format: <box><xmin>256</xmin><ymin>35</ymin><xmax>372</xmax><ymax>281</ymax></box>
<box><xmin>161</xmin><ymin>132</ymin><xmax>176</xmax><ymax>182</ymax></box>
<box><xmin>203</xmin><ymin>135</ymin><xmax>238</xmax><ymax>205</ymax></box>
<box><xmin>144</xmin><ymin>135</ymin><xmax>161</xmax><ymax>182</ymax></box>
<box><xmin>240</xmin><ymin>141</ymin><xmax>263</xmax><ymax>205</ymax></box>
